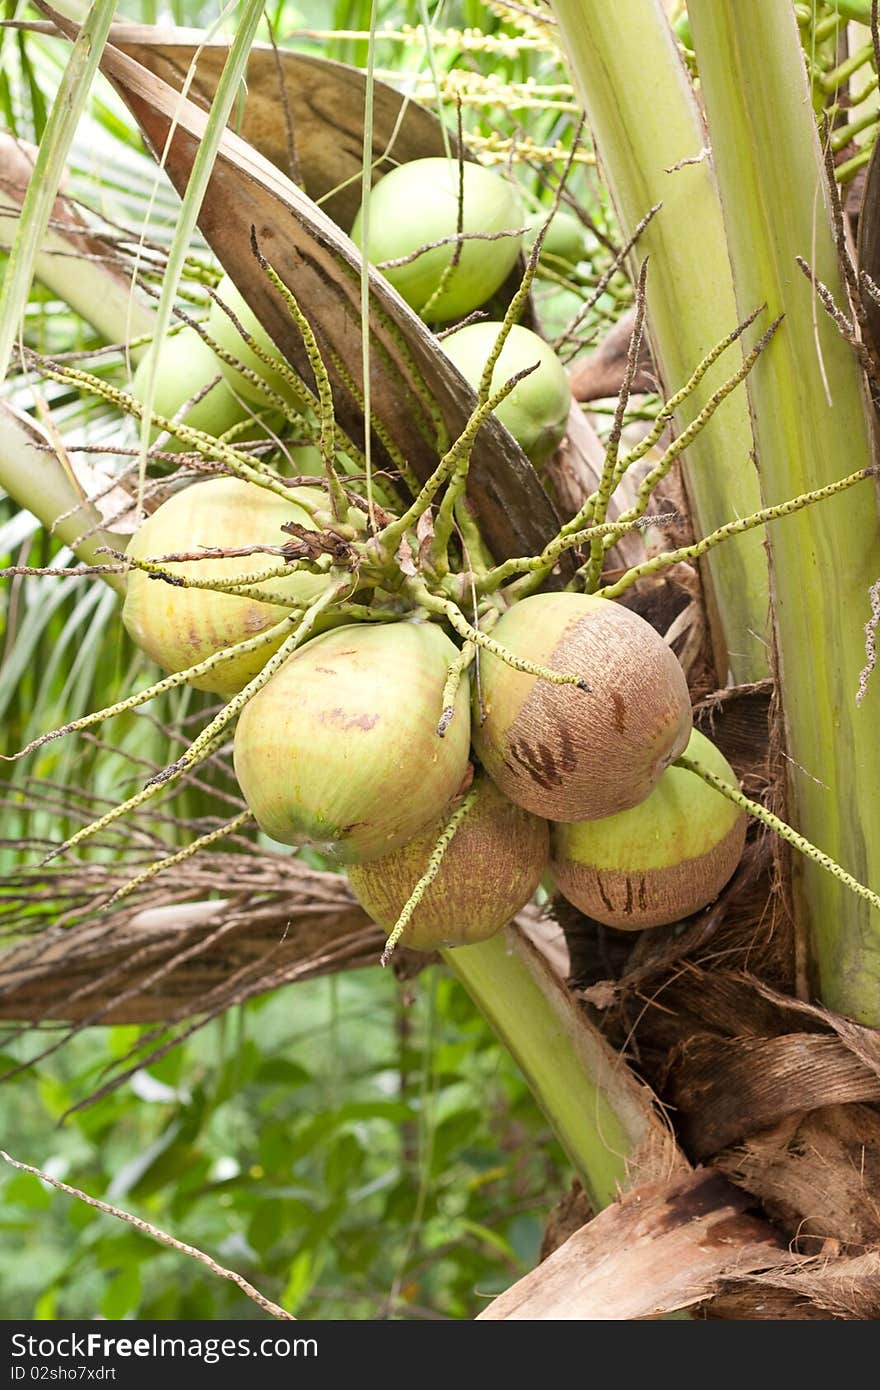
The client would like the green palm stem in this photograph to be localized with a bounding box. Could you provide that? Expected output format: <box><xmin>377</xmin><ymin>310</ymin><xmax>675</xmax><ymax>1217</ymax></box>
<box><xmin>549</xmin><ymin>0</ymin><xmax>770</xmax><ymax>684</ymax></box>
<box><xmin>688</xmin><ymin>0</ymin><xmax>880</xmax><ymax>1022</ymax></box>
<box><xmin>443</xmin><ymin>927</ymin><xmax>683</xmax><ymax>1211</ymax></box>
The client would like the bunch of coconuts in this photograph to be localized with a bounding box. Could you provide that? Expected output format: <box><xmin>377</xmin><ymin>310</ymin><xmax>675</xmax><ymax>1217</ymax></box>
<box><xmin>341</xmin><ymin>596</ymin><xmax>747</xmax><ymax>955</ymax></box>
<box><xmin>130</xmin><ymin>158</ymin><xmax>577</xmax><ymax>469</ymax></box>
<box><xmin>121</xmin><ymin>157</ymin><xmax>748</xmax><ymax>960</ymax></box>
<box><xmin>351</xmin><ymin>157</ymin><xmax>575</xmax><ymax>468</ymax></box>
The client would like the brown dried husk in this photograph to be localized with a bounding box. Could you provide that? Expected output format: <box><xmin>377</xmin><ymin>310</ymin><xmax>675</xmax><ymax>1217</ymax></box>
<box><xmin>552</xmin><ymin>677</ymin><xmax>880</xmax><ymax>1317</ymax></box>
<box><xmin>347</xmin><ymin>774</ymin><xmax>549</xmax><ymax>950</ymax></box>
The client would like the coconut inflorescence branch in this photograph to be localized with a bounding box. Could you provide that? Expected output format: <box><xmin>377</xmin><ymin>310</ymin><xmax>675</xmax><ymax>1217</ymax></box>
<box><xmin>678</xmin><ymin>754</ymin><xmax>880</xmax><ymax>917</ymax></box>
<box><xmin>577</xmin><ymin>255</ymin><xmax>651</xmax><ymax>593</ymax></box>
<box><xmin>484</xmin><ymin>304</ymin><xmax>782</xmax><ymax>604</ymax></box>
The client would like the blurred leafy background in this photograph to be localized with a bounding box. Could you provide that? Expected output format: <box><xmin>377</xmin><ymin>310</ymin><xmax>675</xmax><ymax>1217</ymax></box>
<box><xmin>0</xmin><ymin>969</ymin><xmax>568</xmax><ymax>1318</ymax></box>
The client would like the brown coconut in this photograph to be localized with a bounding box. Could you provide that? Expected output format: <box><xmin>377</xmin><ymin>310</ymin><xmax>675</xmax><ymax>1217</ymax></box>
<box><xmin>347</xmin><ymin>773</ymin><xmax>549</xmax><ymax>950</ymax></box>
<box><xmin>472</xmin><ymin>592</ymin><xmax>692</xmax><ymax>822</ymax></box>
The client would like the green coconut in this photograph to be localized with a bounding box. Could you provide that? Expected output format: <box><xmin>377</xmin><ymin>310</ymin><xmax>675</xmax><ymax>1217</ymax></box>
<box><xmin>350</xmin><ymin>157</ymin><xmax>524</xmax><ymax>323</ymax></box>
<box><xmin>131</xmin><ymin>327</ymin><xmax>252</xmax><ymax>448</ymax></box>
<box><xmin>207</xmin><ymin>273</ymin><xmax>300</xmax><ymax>406</ymax></box>
<box><xmin>551</xmin><ymin>729</ymin><xmax>747</xmax><ymax>930</ymax></box>
<box><xmin>233</xmin><ymin>620</ymin><xmax>472</xmax><ymax>863</ymax></box>
<box><xmin>347</xmin><ymin>773</ymin><xmax>549</xmax><ymax>950</ymax></box>
<box><xmin>122</xmin><ymin>476</ymin><xmax>344</xmax><ymax>696</ymax></box>
<box><xmin>472</xmin><ymin>592</ymin><xmax>692</xmax><ymax>822</ymax></box>
<box><xmin>524</xmin><ymin>208</ymin><xmax>588</xmax><ymax>267</ymax></box>
<box><xmin>441</xmin><ymin>321</ymin><xmax>572</xmax><ymax>466</ymax></box>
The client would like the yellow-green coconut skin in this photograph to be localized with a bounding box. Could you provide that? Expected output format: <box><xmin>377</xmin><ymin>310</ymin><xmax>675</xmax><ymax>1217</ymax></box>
<box><xmin>207</xmin><ymin>273</ymin><xmax>299</xmax><ymax>406</ymax></box>
<box><xmin>551</xmin><ymin>729</ymin><xmax>747</xmax><ymax>930</ymax></box>
<box><xmin>122</xmin><ymin>477</ymin><xmax>336</xmax><ymax>697</ymax></box>
<box><xmin>233</xmin><ymin>621</ymin><xmax>472</xmax><ymax>863</ymax></box>
<box><xmin>441</xmin><ymin>321</ymin><xmax>572</xmax><ymax>466</ymax></box>
<box><xmin>351</xmin><ymin>158</ymin><xmax>524</xmax><ymax>324</ymax></box>
<box><xmin>472</xmin><ymin>592</ymin><xmax>692</xmax><ymax>823</ymax></box>
<box><xmin>132</xmin><ymin>327</ymin><xmax>251</xmax><ymax>448</ymax></box>
<box><xmin>347</xmin><ymin>774</ymin><xmax>549</xmax><ymax>950</ymax></box>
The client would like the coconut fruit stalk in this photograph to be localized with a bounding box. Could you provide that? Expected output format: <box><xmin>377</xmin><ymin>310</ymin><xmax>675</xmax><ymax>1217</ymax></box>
<box><xmin>233</xmin><ymin>620</ymin><xmax>472</xmax><ymax>862</ymax></box>
<box><xmin>122</xmin><ymin>476</ymin><xmax>340</xmax><ymax>696</ymax></box>
<box><xmin>348</xmin><ymin>773</ymin><xmax>549</xmax><ymax>951</ymax></box>
<box><xmin>551</xmin><ymin>729</ymin><xmax>747</xmax><ymax>930</ymax></box>
<box><xmin>472</xmin><ymin>592</ymin><xmax>692</xmax><ymax>822</ymax></box>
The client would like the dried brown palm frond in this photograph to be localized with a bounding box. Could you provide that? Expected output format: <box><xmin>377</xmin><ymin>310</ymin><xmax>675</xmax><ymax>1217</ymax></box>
<box><xmin>487</xmin><ymin>1168</ymin><xmax>880</xmax><ymax>1320</ymax></box>
<box><xmin>0</xmin><ymin>851</ymin><xmax>380</xmax><ymax>1028</ymax></box>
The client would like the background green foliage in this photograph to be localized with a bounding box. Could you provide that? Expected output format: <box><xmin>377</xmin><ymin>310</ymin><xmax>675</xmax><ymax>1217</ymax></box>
<box><xmin>0</xmin><ymin>970</ymin><xmax>567</xmax><ymax>1319</ymax></box>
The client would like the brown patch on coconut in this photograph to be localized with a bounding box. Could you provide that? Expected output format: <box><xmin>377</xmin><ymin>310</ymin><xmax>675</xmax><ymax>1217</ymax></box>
<box><xmin>473</xmin><ymin>593</ymin><xmax>692</xmax><ymax>823</ymax></box>
<box><xmin>552</xmin><ymin>816</ymin><xmax>748</xmax><ymax>931</ymax></box>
